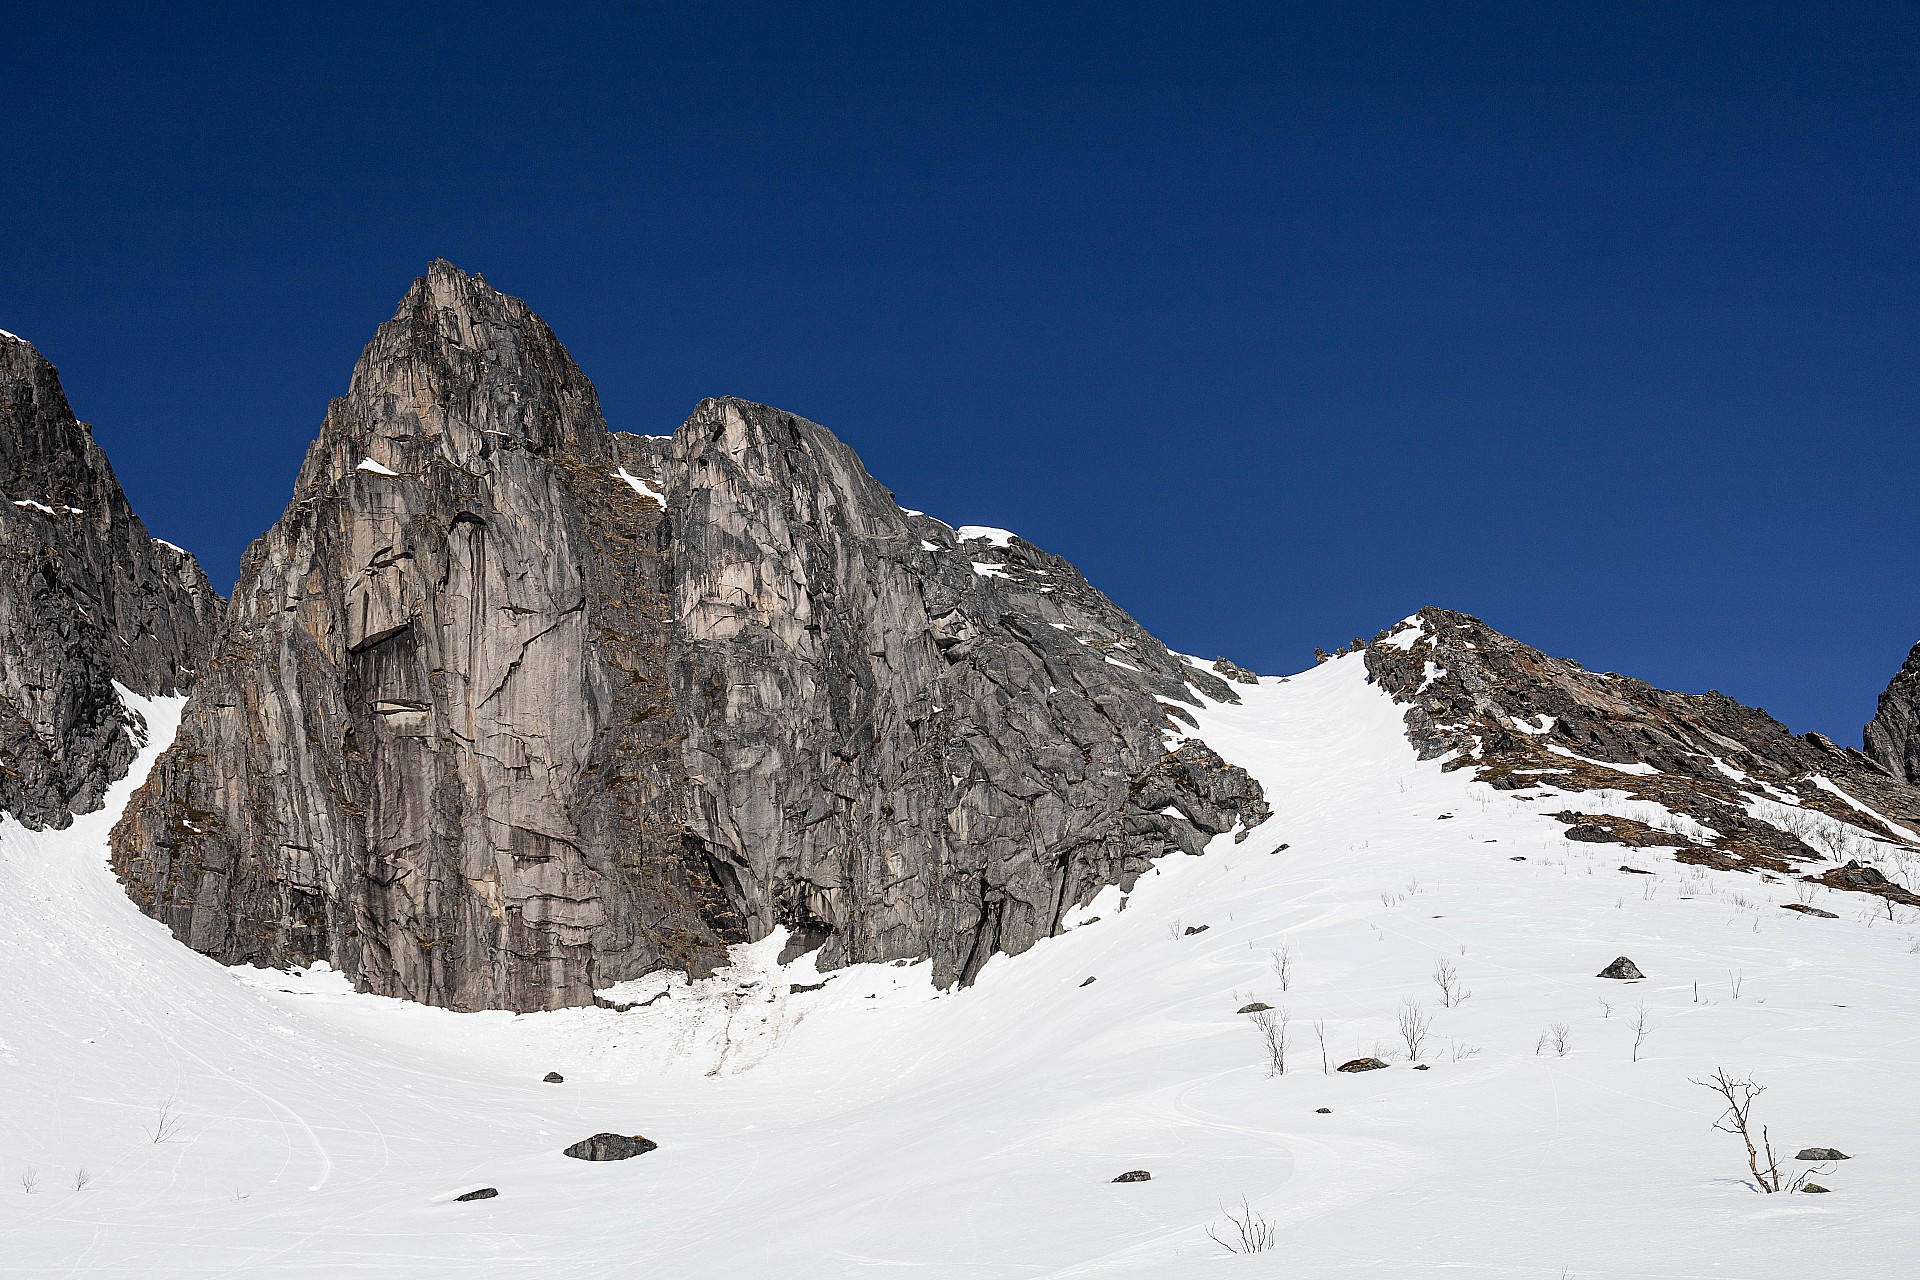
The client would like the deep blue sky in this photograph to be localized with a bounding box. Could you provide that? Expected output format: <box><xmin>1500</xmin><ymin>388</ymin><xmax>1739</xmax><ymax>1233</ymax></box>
<box><xmin>4</xmin><ymin>3</ymin><xmax>1914</xmax><ymax>741</ymax></box>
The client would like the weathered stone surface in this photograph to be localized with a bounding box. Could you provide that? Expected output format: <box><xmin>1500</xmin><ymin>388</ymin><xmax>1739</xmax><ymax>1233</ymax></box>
<box><xmin>454</xmin><ymin>1187</ymin><xmax>499</xmax><ymax>1201</ymax></box>
<box><xmin>1780</xmin><ymin>902</ymin><xmax>1837</xmax><ymax>918</ymax></box>
<box><xmin>1865</xmin><ymin>640</ymin><xmax>1920</xmax><ymax>784</ymax></box>
<box><xmin>562</xmin><ymin>1132</ymin><xmax>657</xmax><ymax>1161</ymax></box>
<box><xmin>110</xmin><ymin>263</ymin><xmax>1269</xmax><ymax>1011</ymax></box>
<box><xmin>1111</xmin><ymin>1170</ymin><xmax>1151</xmax><ymax>1183</ymax></box>
<box><xmin>1364</xmin><ymin>608</ymin><xmax>1920</xmax><ymax>907</ymax></box>
<box><xmin>542</xmin><ymin>1071</ymin><xmax>564</xmax><ymax>1084</ymax></box>
<box><xmin>1212</xmin><ymin>656</ymin><xmax>1258</xmax><ymax>685</ymax></box>
<box><xmin>1336</xmin><ymin>1057</ymin><xmax>1389</xmax><ymax>1073</ymax></box>
<box><xmin>0</xmin><ymin>333</ymin><xmax>222</xmax><ymax>829</ymax></box>
<box><xmin>1794</xmin><ymin>1147</ymin><xmax>1848</xmax><ymax>1161</ymax></box>
<box><xmin>1596</xmin><ymin>956</ymin><xmax>1645</xmax><ymax>980</ymax></box>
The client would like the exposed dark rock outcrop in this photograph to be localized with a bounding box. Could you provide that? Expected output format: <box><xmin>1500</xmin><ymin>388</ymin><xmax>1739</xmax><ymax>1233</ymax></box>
<box><xmin>110</xmin><ymin>263</ymin><xmax>1267</xmax><ymax>1011</ymax></box>
<box><xmin>1596</xmin><ymin>956</ymin><xmax>1645</xmax><ymax>980</ymax></box>
<box><xmin>0</xmin><ymin>333</ymin><xmax>222</xmax><ymax>828</ymax></box>
<box><xmin>562</xmin><ymin>1133</ymin><xmax>657</xmax><ymax>1161</ymax></box>
<box><xmin>1364</xmin><ymin>608</ymin><xmax>1920</xmax><ymax>904</ymax></box>
<box><xmin>1865</xmin><ymin>640</ymin><xmax>1920</xmax><ymax>785</ymax></box>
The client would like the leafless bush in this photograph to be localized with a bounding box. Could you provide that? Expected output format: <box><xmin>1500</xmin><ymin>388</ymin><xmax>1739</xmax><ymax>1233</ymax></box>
<box><xmin>146</xmin><ymin>1097</ymin><xmax>186</xmax><ymax>1145</ymax></box>
<box><xmin>1270</xmin><ymin>945</ymin><xmax>1293</xmax><ymax>991</ymax></box>
<box><xmin>1206</xmin><ymin>1196</ymin><xmax>1278</xmax><ymax>1254</ymax></box>
<box><xmin>1537</xmin><ymin>1023</ymin><xmax>1572</xmax><ymax>1057</ymax></box>
<box><xmin>1432</xmin><ymin>958</ymin><xmax>1470</xmax><ymax>1007</ymax></box>
<box><xmin>1250</xmin><ymin>1007</ymin><xmax>1290</xmax><ymax>1076</ymax></box>
<box><xmin>1448</xmin><ymin>1038</ymin><xmax>1480</xmax><ymax>1062</ymax></box>
<box><xmin>1313</xmin><ymin>1019</ymin><xmax>1329</xmax><ymax>1075</ymax></box>
<box><xmin>1396</xmin><ymin>999</ymin><xmax>1431</xmax><ymax>1061</ymax></box>
<box><xmin>73</xmin><ymin>1168</ymin><xmax>92</xmax><ymax>1192</ymax></box>
<box><xmin>1631</xmin><ymin>1003</ymin><xmax>1653</xmax><ymax>1062</ymax></box>
<box><xmin>1693</xmin><ymin>1068</ymin><xmax>1788</xmax><ymax>1192</ymax></box>
<box><xmin>19</xmin><ymin>1168</ymin><xmax>38</xmax><ymax>1194</ymax></box>
<box><xmin>1597</xmin><ymin>997</ymin><xmax>1614</xmax><ymax>1019</ymax></box>
<box><xmin>1728</xmin><ymin>970</ymin><xmax>1744</xmax><ymax>1000</ymax></box>
<box><xmin>1164</xmin><ymin>918</ymin><xmax>1183</xmax><ymax>941</ymax></box>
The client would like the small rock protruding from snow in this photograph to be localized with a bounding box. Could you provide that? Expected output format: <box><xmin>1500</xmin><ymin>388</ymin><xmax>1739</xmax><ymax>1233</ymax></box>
<box><xmin>1111</xmin><ymin>1170</ymin><xmax>1151</xmax><ymax>1183</ymax></box>
<box><xmin>1315</xmin><ymin>1107</ymin><xmax>1333</xmax><ymax>1114</ymax></box>
<box><xmin>1795</xmin><ymin>1147</ymin><xmax>1849</xmax><ymax>1162</ymax></box>
<box><xmin>1337</xmin><ymin>1057</ymin><xmax>1390</xmax><ymax>1073</ymax></box>
<box><xmin>562</xmin><ymin>1133</ymin><xmax>658</xmax><ymax>1161</ymax></box>
<box><xmin>1183</xmin><ymin>924</ymin><xmax>1209</xmax><ymax>936</ymax></box>
<box><xmin>1596</xmin><ymin>956</ymin><xmax>1645</xmax><ymax>980</ymax></box>
<box><xmin>1079</xmin><ymin>976</ymin><xmax>1096</xmax><ymax>987</ymax></box>
<box><xmin>542</xmin><ymin>1071</ymin><xmax>565</xmax><ymax>1083</ymax></box>
<box><xmin>1781</xmin><ymin>902</ymin><xmax>1838</xmax><ymax>918</ymax></box>
<box><xmin>1212</xmin><ymin>655</ymin><xmax>1259</xmax><ymax>685</ymax></box>
<box><xmin>454</xmin><ymin>1187</ymin><xmax>499</xmax><ymax>1202</ymax></box>
<box><xmin>1236</xmin><ymin>1001</ymin><xmax>1272</xmax><ymax>1014</ymax></box>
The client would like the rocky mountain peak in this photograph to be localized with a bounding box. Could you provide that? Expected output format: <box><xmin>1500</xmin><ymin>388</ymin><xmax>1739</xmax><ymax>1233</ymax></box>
<box><xmin>1364</xmin><ymin>607</ymin><xmax>1920</xmax><ymax>906</ymax></box>
<box><xmin>317</xmin><ymin>260</ymin><xmax>610</xmax><ymax>475</ymax></box>
<box><xmin>1865</xmin><ymin>640</ymin><xmax>1920</xmax><ymax>786</ymax></box>
<box><xmin>110</xmin><ymin>265</ymin><xmax>1268</xmax><ymax>1012</ymax></box>
<box><xmin>0</xmin><ymin>333</ymin><xmax>223</xmax><ymax>828</ymax></box>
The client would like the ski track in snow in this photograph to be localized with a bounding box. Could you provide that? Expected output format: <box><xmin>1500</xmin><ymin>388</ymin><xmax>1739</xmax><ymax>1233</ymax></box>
<box><xmin>2</xmin><ymin>657</ymin><xmax>1917</xmax><ymax>1275</ymax></box>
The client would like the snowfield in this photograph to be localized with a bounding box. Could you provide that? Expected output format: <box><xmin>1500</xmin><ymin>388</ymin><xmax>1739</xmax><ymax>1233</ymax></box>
<box><xmin>4</xmin><ymin>656</ymin><xmax>1917</xmax><ymax>1277</ymax></box>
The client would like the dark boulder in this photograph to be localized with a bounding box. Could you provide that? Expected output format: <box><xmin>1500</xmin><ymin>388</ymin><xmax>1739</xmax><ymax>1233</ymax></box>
<box><xmin>563</xmin><ymin>1133</ymin><xmax>658</xmax><ymax>1161</ymax></box>
<box><xmin>1795</xmin><ymin>1147</ymin><xmax>1849</xmax><ymax>1162</ymax></box>
<box><xmin>454</xmin><ymin>1187</ymin><xmax>498</xmax><ymax>1202</ymax></box>
<box><xmin>1596</xmin><ymin>956</ymin><xmax>1645</xmax><ymax>980</ymax></box>
<box><xmin>1336</xmin><ymin>1057</ymin><xmax>1389</xmax><ymax>1073</ymax></box>
<box><xmin>542</xmin><ymin>1071</ymin><xmax>564</xmax><ymax>1083</ymax></box>
<box><xmin>1111</xmin><ymin>1170</ymin><xmax>1151</xmax><ymax>1183</ymax></box>
<box><xmin>1236</xmin><ymin>1001</ymin><xmax>1271</xmax><ymax>1014</ymax></box>
<box><xmin>1781</xmin><ymin>903</ymin><xmax>1837</xmax><ymax>919</ymax></box>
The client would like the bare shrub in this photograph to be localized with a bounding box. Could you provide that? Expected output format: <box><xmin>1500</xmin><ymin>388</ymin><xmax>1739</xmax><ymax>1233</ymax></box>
<box><xmin>1432</xmin><ymin>958</ymin><xmax>1470</xmax><ymax>1007</ymax></box>
<box><xmin>146</xmin><ymin>1097</ymin><xmax>186</xmax><ymax>1145</ymax></box>
<box><xmin>1693</xmin><ymin>1068</ymin><xmax>1787</xmax><ymax>1192</ymax></box>
<box><xmin>1206</xmin><ymin>1196</ymin><xmax>1278</xmax><ymax>1254</ymax></box>
<box><xmin>1270</xmin><ymin>945</ymin><xmax>1293</xmax><ymax>991</ymax></box>
<box><xmin>1396</xmin><ymin>999</ymin><xmax>1431</xmax><ymax>1061</ymax></box>
<box><xmin>19</xmin><ymin>1168</ymin><xmax>38</xmax><ymax>1195</ymax></box>
<box><xmin>1250</xmin><ymin>1007</ymin><xmax>1290</xmax><ymax>1076</ymax></box>
<box><xmin>1313</xmin><ymin>1019</ymin><xmax>1329</xmax><ymax>1075</ymax></box>
<box><xmin>1537</xmin><ymin>1023</ymin><xmax>1572</xmax><ymax>1057</ymax></box>
<box><xmin>1728</xmin><ymin>970</ymin><xmax>1744</xmax><ymax>1000</ymax></box>
<box><xmin>73</xmin><ymin>1168</ymin><xmax>92</xmax><ymax>1192</ymax></box>
<box><xmin>1631</xmin><ymin>1004</ymin><xmax>1653</xmax><ymax>1062</ymax></box>
<box><xmin>1448</xmin><ymin>1038</ymin><xmax>1480</xmax><ymax>1063</ymax></box>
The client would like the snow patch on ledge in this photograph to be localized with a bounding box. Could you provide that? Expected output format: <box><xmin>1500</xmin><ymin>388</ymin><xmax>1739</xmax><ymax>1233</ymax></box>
<box><xmin>1545</xmin><ymin>744</ymin><xmax>1659</xmax><ymax>775</ymax></box>
<box><xmin>356</xmin><ymin>458</ymin><xmax>400</xmax><ymax>477</ymax></box>
<box><xmin>971</xmin><ymin>561</ymin><xmax>1011</xmax><ymax>580</ymax></box>
<box><xmin>957</xmin><ymin>525</ymin><xmax>1016</xmax><ymax>547</ymax></box>
<box><xmin>1380</xmin><ymin>615</ymin><xmax>1426</xmax><ymax>650</ymax></box>
<box><xmin>152</xmin><ymin>538</ymin><xmax>189</xmax><ymax>555</ymax></box>
<box><xmin>614</xmin><ymin>467</ymin><xmax>665</xmax><ymax>504</ymax></box>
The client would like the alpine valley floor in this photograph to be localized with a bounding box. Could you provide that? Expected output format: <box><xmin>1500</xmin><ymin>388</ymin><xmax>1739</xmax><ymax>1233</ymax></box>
<box><xmin>3</xmin><ymin>651</ymin><xmax>1916</xmax><ymax>1278</ymax></box>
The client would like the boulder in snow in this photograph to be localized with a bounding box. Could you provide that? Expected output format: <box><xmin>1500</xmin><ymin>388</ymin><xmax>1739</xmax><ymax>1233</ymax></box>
<box><xmin>1795</xmin><ymin>1147</ymin><xmax>1849</xmax><ymax>1162</ymax></box>
<box><xmin>543</xmin><ymin>1071</ymin><xmax>565</xmax><ymax>1083</ymax></box>
<box><xmin>1111</xmin><ymin>1170</ymin><xmax>1151</xmax><ymax>1183</ymax></box>
<box><xmin>454</xmin><ymin>1187</ymin><xmax>498</xmax><ymax>1202</ymax></box>
<box><xmin>1596</xmin><ymin>956</ymin><xmax>1645</xmax><ymax>980</ymax></box>
<box><xmin>563</xmin><ymin>1133</ymin><xmax>658</xmax><ymax>1161</ymax></box>
<box><xmin>1337</xmin><ymin>1057</ymin><xmax>1389</xmax><ymax>1073</ymax></box>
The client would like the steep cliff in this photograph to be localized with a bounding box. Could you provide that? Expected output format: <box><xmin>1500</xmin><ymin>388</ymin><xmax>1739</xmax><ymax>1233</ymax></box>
<box><xmin>110</xmin><ymin>263</ymin><xmax>1268</xmax><ymax>1010</ymax></box>
<box><xmin>1865</xmin><ymin>640</ymin><xmax>1920</xmax><ymax>786</ymax></box>
<box><xmin>1365</xmin><ymin>608</ymin><xmax>1920</xmax><ymax>905</ymax></box>
<box><xmin>0</xmin><ymin>332</ymin><xmax>223</xmax><ymax>828</ymax></box>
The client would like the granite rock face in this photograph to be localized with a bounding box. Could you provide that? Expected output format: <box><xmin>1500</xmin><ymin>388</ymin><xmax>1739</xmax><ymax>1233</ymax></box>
<box><xmin>1865</xmin><ymin>640</ymin><xmax>1920</xmax><ymax>786</ymax></box>
<box><xmin>0</xmin><ymin>333</ymin><xmax>222</xmax><ymax>828</ymax></box>
<box><xmin>1364</xmin><ymin>608</ymin><xmax>1920</xmax><ymax>901</ymax></box>
<box><xmin>110</xmin><ymin>263</ymin><xmax>1268</xmax><ymax>1010</ymax></box>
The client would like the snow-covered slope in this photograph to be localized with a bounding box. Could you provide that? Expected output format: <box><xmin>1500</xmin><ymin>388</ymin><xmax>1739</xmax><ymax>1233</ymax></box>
<box><xmin>4</xmin><ymin>657</ymin><xmax>1916</xmax><ymax>1276</ymax></box>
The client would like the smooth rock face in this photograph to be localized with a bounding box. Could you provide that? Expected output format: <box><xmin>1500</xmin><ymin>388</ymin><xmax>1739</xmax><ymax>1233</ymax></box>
<box><xmin>110</xmin><ymin>263</ymin><xmax>1269</xmax><ymax>1011</ymax></box>
<box><xmin>1865</xmin><ymin>640</ymin><xmax>1920</xmax><ymax>785</ymax></box>
<box><xmin>1364</xmin><ymin>608</ymin><xmax>1920</xmax><ymax>902</ymax></box>
<box><xmin>0</xmin><ymin>334</ymin><xmax>222</xmax><ymax>828</ymax></box>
